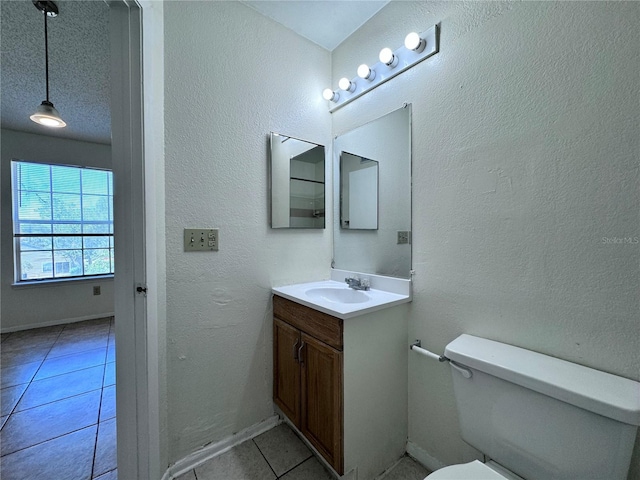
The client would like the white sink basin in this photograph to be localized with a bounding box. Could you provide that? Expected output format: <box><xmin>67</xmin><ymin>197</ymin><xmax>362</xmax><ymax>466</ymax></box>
<box><xmin>273</xmin><ymin>277</ymin><xmax>411</xmax><ymax>319</ymax></box>
<box><xmin>305</xmin><ymin>287</ymin><xmax>369</xmax><ymax>304</ymax></box>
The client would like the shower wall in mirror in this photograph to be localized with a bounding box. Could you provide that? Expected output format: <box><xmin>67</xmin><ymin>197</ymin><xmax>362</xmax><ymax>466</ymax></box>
<box><xmin>333</xmin><ymin>105</ymin><xmax>411</xmax><ymax>278</ymax></box>
<box><xmin>270</xmin><ymin>133</ymin><xmax>325</xmax><ymax>228</ymax></box>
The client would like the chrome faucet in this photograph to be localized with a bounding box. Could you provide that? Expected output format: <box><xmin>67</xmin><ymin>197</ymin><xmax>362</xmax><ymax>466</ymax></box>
<box><xmin>345</xmin><ymin>277</ymin><xmax>370</xmax><ymax>291</ymax></box>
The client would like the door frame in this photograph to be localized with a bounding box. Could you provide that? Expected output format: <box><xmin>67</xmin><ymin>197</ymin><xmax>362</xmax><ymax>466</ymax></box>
<box><xmin>110</xmin><ymin>1</ymin><xmax>165</xmax><ymax>478</ymax></box>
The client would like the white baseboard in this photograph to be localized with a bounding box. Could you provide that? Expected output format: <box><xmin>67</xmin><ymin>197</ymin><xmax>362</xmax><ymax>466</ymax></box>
<box><xmin>406</xmin><ymin>441</ymin><xmax>446</xmax><ymax>473</ymax></box>
<box><xmin>1</xmin><ymin>313</ymin><xmax>115</xmax><ymax>333</ymax></box>
<box><xmin>161</xmin><ymin>415</ymin><xmax>281</xmax><ymax>480</ymax></box>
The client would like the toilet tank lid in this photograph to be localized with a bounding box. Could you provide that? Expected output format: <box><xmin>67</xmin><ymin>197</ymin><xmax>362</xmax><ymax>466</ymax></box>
<box><xmin>444</xmin><ymin>334</ymin><xmax>640</xmax><ymax>426</ymax></box>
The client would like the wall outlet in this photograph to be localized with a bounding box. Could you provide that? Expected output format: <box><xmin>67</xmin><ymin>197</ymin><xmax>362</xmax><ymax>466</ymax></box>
<box><xmin>93</xmin><ymin>286</ymin><xmax>101</xmax><ymax>295</ymax></box>
<box><xmin>184</xmin><ymin>228</ymin><xmax>219</xmax><ymax>251</ymax></box>
<box><xmin>397</xmin><ymin>231</ymin><xmax>411</xmax><ymax>245</ymax></box>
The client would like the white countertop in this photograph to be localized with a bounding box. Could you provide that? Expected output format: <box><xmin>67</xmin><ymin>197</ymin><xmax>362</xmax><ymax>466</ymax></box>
<box><xmin>272</xmin><ymin>272</ymin><xmax>411</xmax><ymax>319</ymax></box>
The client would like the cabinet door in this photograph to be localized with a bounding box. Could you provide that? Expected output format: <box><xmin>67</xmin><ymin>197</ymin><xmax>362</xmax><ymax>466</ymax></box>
<box><xmin>274</xmin><ymin>317</ymin><xmax>301</xmax><ymax>426</ymax></box>
<box><xmin>300</xmin><ymin>332</ymin><xmax>343</xmax><ymax>474</ymax></box>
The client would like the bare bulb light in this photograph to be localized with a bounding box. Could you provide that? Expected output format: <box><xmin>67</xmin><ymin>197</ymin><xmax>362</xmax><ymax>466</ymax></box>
<box><xmin>322</xmin><ymin>88</ymin><xmax>339</xmax><ymax>102</ymax></box>
<box><xmin>357</xmin><ymin>64</ymin><xmax>375</xmax><ymax>81</ymax></box>
<box><xmin>338</xmin><ymin>77</ymin><xmax>356</xmax><ymax>92</ymax></box>
<box><xmin>404</xmin><ymin>32</ymin><xmax>425</xmax><ymax>52</ymax></box>
<box><xmin>379</xmin><ymin>47</ymin><xmax>398</xmax><ymax>67</ymax></box>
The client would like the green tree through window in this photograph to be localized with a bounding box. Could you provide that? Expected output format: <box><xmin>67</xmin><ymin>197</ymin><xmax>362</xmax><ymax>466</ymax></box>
<box><xmin>11</xmin><ymin>161</ymin><xmax>114</xmax><ymax>281</ymax></box>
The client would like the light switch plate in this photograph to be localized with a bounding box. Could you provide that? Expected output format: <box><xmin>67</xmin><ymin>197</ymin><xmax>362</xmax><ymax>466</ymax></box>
<box><xmin>184</xmin><ymin>228</ymin><xmax>219</xmax><ymax>251</ymax></box>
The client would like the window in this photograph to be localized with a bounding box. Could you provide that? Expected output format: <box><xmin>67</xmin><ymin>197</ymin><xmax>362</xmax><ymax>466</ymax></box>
<box><xmin>11</xmin><ymin>160</ymin><xmax>114</xmax><ymax>282</ymax></box>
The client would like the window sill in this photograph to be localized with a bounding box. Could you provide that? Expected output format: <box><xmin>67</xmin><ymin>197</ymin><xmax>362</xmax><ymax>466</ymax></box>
<box><xmin>12</xmin><ymin>275</ymin><xmax>114</xmax><ymax>289</ymax></box>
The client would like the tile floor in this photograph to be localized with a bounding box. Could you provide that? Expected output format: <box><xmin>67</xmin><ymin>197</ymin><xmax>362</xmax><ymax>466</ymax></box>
<box><xmin>1</xmin><ymin>318</ymin><xmax>429</xmax><ymax>480</ymax></box>
<box><xmin>0</xmin><ymin>317</ymin><xmax>116</xmax><ymax>480</ymax></box>
<box><xmin>174</xmin><ymin>423</ymin><xmax>430</xmax><ymax>480</ymax></box>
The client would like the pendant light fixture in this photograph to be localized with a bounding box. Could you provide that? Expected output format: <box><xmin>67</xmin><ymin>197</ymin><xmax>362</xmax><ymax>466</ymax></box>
<box><xmin>30</xmin><ymin>0</ymin><xmax>66</xmax><ymax>128</ymax></box>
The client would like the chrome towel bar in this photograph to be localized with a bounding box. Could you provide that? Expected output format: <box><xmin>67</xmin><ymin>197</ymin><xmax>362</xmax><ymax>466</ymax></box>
<box><xmin>410</xmin><ymin>339</ymin><xmax>472</xmax><ymax>378</ymax></box>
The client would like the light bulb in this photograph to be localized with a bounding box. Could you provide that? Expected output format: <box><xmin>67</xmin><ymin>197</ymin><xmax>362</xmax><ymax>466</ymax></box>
<box><xmin>357</xmin><ymin>64</ymin><xmax>375</xmax><ymax>81</ymax></box>
<box><xmin>379</xmin><ymin>47</ymin><xmax>398</xmax><ymax>67</ymax></box>
<box><xmin>338</xmin><ymin>77</ymin><xmax>355</xmax><ymax>92</ymax></box>
<box><xmin>322</xmin><ymin>88</ymin><xmax>339</xmax><ymax>102</ymax></box>
<box><xmin>404</xmin><ymin>32</ymin><xmax>425</xmax><ymax>52</ymax></box>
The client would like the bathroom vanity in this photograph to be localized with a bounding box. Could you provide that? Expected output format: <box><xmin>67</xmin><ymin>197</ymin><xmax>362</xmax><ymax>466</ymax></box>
<box><xmin>272</xmin><ymin>273</ymin><xmax>411</xmax><ymax>479</ymax></box>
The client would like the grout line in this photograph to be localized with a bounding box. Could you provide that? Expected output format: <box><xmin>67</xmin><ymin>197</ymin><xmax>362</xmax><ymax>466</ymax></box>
<box><xmin>11</xmin><ymin>384</ymin><xmax>105</xmax><ymax>415</ymax></box>
<box><xmin>274</xmin><ymin>455</ymin><xmax>314</xmax><ymax>479</ymax></box>
<box><xmin>0</xmin><ymin>422</ymin><xmax>100</xmax><ymax>458</ymax></box>
<box><xmin>252</xmin><ymin>438</ymin><xmax>279</xmax><ymax>478</ymax></box>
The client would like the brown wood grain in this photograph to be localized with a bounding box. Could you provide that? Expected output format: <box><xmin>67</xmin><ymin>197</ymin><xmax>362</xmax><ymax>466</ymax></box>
<box><xmin>300</xmin><ymin>332</ymin><xmax>344</xmax><ymax>475</ymax></box>
<box><xmin>273</xmin><ymin>295</ymin><xmax>343</xmax><ymax>350</ymax></box>
<box><xmin>273</xmin><ymin>317</ymin><xmax>301</xmax><ymax>427</ymax></box>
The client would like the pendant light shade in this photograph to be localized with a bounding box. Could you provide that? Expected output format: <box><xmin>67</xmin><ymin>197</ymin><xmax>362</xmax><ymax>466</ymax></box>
<box><xmin>30</xmin><ymin>100</ymin><xmax>66</xmax><ymax>127</ymax></box>
<box><xmin>31</xmin><ymin>0</ymin><xmax>66</xmax><ymax>128</ymax></box>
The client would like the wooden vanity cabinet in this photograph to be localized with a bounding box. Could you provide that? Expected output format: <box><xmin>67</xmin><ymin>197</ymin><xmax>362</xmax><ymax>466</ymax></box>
<box><xmin>273</xmin><ymin>295</ymin><xmax>344</xmax><ymax>474</ymax></box>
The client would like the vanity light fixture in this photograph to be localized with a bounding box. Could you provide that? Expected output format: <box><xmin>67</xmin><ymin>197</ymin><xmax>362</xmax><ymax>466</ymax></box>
<box><xmin>379</xmin><ymin>47</ymin><xmax>399</xmax><ymax>68</ymax></box>
<box><xmin>338</xmin><ymin>77</ymin><xmax>356</xmax><ymax>92</ymax></box>
<box><xmin>322</xmin><ymin>88</ymin><xmax>339</xmax><ymax>102</ymax></box>
<box><xmin>30</xmin><ymin>0</ymin><xmax>66</xmax><ymax>128</ymax></box>
<box><xmin>357</xmin><ymin>64</ymin><xmax>376</xmax><ymax>81</ymax></box>
<box><xmin>322</xmin><ymin>24</ymin><xmax>439</xmax><ymax>112</ymax></box>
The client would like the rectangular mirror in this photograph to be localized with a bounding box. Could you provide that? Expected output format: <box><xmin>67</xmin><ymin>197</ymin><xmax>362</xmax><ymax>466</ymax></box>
<box><xmin>270</xmin><ymin>133</ymin><xmax>325</xmax><ymax>229</ymax></box>
<box><xmin>333</xmin><ymin>105</ymin><xmax>411</xmax><ymax>278</ymax></box>
<box><xmin>340</xmin><ymin>152</ymin><xmax>378</xmax><ymax>229</ymax></box>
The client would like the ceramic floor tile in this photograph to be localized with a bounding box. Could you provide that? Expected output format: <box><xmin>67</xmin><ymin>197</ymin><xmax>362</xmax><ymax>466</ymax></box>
<box><xmin>253</xmin><ymin>423</ymin><xmax>312</xmax><ymax>476</ymax></box>
<box><xmin>0</xmin><ymin>425</ymin><xmax>97</xmax><ymax>480</ymax></box>
<box><xmin>195</xmin><ymin>440</ymin><xmax>276</xmax><ymax>480</ymax></box>
<box><xmin>1</xmin><ymin>415</ymin><xmax>8</xmax><ymax>430</ymax></box>
<box><xmin>16</xmin><ymin>364</ymin><xmax>105</xmax><ymax>411</ymax></box>
<box><xmin>0</xmin><ymin>333</ymin><xmax>59</xmax><ymax>354</ymax></box>
<box><xmin>104</xmin><ymin>361</ymin><xmax>115</xmax><ymax>386</ymax></box>
<box><xmin>63</xmin><ymin>317</ymin><xmax>112</xmax><ymax>331</ymax></box>
<box><xmin>174</xmin><ymin>470</ymin><xmax>197</xmax><ymax>480</ymax></box>
<box><xmin>100</xmin><ymin>385</ymin><xmax>116</xmax><ymax>422</ymax></box>
<box><xmin>0</xmin><ymin>389</ymin><xmax>101</xmax><ymax>456</ymax></box>
<box><xmin>93</xmin><ymin>418</ymin><xmax>117</xmax><ymax>477</ymax></box>
<box><xmin>1</xmin><ymin>383</ymin><xmax>28</xmax><ymax>416</ymax></box>
<box><xmin>107</xmin><ymin>344</ymin><xmax>116</xmax><ymax>363</ymax></box>
<box><xmin>94</xmin><ymin>469</ymin><xmax>118</xmax><ymax>480</ymax></box>
<box><xmin>2</xmin><ymin>325</ymin><xmax>62</xmax><ymax>344</ymax></box>
<box><xmin>380</xmin><ymin>456</ymin><xmax>430</xmax><ymax>480</ymax></box>
<box><xmin>1</xmin><ymin>345</ymin><xmax>51</xmax><ymax>368</ymax></box>
<box><xmin>56</xmin><ymin>326</ymin><xmax>110</xmax><ymax>344</ymax></box>
<box><xmin>0</xmin><ymin>361</ymin><xmax>41</xmax><ymax>389</ymax></box>
<box><xmin>1</xmin><ymin>332</ymin><xmax>11</xmax><ymax>343</ymax></box>
<box><xmin>48</xmin><ymin>335</ymin><xmax>109</xmax><ymax>358</ymax></box>
<box><xmin>278</xmin><ymin>457</ymin><xmax>334</xmax><ymax>480</ymax></box>
<box><xmin>34</xmin><ymin>347</ymin><xmax>107</xmax><ymax>380</ymax></box>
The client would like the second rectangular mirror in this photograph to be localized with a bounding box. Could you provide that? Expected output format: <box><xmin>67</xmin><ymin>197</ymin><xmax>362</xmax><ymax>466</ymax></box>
<box><xmin>270</xmin><ymin>133</ymin><xmax>325</xmax><ymax>229</ymax></box>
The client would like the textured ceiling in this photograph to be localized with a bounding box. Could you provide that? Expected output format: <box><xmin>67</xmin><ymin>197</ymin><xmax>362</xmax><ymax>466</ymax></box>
<box><xmin>240</xmin><ymin>1</ymin><xmax>390</xmax><ymax>51</ymax></box>
<box><xmin>1</xmin><ymin>1</ymin><xmax>388</xmax><ymax>146</ymax></box>
<box><xmin>1</xmin><ymin>0</ymin><xmax>111</xmax><ymax>145</ymax></box>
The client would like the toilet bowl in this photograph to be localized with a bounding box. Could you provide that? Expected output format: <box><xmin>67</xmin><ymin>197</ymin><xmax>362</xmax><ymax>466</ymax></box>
<box><xmin>424</xmin><ymin>460</ymin><xmax>521</xmax><ymax>480</ymax></box>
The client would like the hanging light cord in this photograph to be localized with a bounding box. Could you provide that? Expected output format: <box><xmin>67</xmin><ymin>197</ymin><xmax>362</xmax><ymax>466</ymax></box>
<box><xmin>43</xmin><ymin>9</ymin><xmax>50</xmax><ymax>102</ymax></box>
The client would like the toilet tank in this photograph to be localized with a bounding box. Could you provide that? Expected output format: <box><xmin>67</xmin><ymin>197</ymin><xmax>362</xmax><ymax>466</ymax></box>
<box><xmin>444</xmin><ymin>334</ymin><xmax>640</xmax><ymax>480</ymax></box>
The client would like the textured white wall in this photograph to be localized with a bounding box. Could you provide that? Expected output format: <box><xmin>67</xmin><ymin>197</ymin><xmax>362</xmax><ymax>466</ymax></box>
<box><xmin>0</xmin><ymin>129</ymin><xmax>115</xmax><ymax>331</ymax></box>
<box><xmin>332</xmin><ymin>1</ymin><xmax>639</xmax><ymax>477</ymax></box>
<box><xmin>163</xmin><ymin>1</ymin><xmax>331</xmax><ymax>462</ymax></box>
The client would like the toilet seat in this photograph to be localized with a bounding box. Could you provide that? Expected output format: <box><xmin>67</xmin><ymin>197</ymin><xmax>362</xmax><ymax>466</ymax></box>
<box><xmin>424</xmin><ymin>460</ymin><xmax>508</xmax><ymax>480</ymax></box>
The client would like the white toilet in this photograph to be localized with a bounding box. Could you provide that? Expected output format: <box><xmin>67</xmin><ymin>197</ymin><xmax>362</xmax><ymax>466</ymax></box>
<box><xmin>423</xmin><ymin>334</ymin><xmax>640</xmax><ymax>480</ymax></box>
